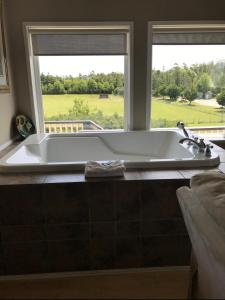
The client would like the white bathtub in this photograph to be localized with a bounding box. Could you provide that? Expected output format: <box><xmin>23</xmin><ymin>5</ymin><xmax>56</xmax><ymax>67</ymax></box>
<box><xmin>0</xmin><ymin>130</ymin><xmax>220</xmax><ymax>172</ymax></box>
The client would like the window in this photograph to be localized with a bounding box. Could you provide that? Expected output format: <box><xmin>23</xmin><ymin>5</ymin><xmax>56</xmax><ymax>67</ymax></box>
<box><xmin>149</xmin><ymin>23</ymin><xmax>225</xmax><ymax>138</ymax></box>
<box><xmin>24</xmin><ymin>23</ymin><xmax>132</xmax><ymax>133</ymax></box>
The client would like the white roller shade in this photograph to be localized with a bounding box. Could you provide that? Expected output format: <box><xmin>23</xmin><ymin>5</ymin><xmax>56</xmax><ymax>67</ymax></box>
<box><xmin>32</xmin><ymin>32</ymin><xmax>128</xmax><ymax>55</ymax></box>
<box><xmin>153</xmin><ymin>32</ymin><xmax>225</xmax><ymax>45</ymax></box>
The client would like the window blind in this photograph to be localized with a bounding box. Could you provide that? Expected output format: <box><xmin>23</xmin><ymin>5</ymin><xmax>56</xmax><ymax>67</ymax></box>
<box><xmin>152</xmin><ymin>25</ymin><xmax>225</xmax><ymax>45</ymax></box>
<box><xmin>153</xmin><ymin>32</ymin><xmax>225</xmax><ymax>45</ymax></box>
<box><xmin>32</xmin><ymin>32</ymin><xmax>128</xmax><ymax>55</ymax></box>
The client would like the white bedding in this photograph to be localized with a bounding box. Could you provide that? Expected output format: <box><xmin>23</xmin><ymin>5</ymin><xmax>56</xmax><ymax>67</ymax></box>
<box><xmin>177</xmin><ymin>185</ymin><xmax>225</xmax><ymax>298</ymax></box>
<box><xmin>190</xmin><ymin>171</ymin><xmax>225</xmax><ymax>231</ymax></box>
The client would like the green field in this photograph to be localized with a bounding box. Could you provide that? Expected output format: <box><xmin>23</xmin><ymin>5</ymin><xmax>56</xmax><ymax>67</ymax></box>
<box><xmin>42</xmin><ymin>94</ymin><xmax>225</xmax><ymax>127</ymax></box>
<box><xmin>42</xmin><ymin>94</ymin><xmax>124</xmax><ymax>117</ymax></box>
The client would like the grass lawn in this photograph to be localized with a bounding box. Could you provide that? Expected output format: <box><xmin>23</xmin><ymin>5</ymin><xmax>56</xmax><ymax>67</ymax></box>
<box><xmin>42</xmin><ymin>94</ymin><xmax>225</xmax><ymax>127</ymax></box>
<box><xmin>151</xmin><ymin>98</ymin><xmax>225</xmax><ymax>127</ymax></box>
<box><xmin>42</xmin><ymin>94</ymin><xmax>124</xmax><ymax>117</ymax></box>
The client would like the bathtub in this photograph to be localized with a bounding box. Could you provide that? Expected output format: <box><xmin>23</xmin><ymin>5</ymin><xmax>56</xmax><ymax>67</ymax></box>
<box><xmin>0</xmin><ymin>130</ymin><xmax>220</xmax><ymax>172</ymax></box>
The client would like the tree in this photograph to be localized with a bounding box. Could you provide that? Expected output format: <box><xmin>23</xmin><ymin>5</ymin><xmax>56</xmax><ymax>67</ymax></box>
<box><xmin>113</xmin><ymin>87</ymin><xmax>124</xmax><ymax>96</ymax></box>
<box><xmin>184</xmin><ymin>88</ymin><xmax>198</xmax><ymax>105</ymax></box>
<box><xmin>158</xmin><ymin>84</ymin><xmax>167</xmax><ymax>99</ymax></box>
<box><xmin>216</xmin><ymin>90</ymin><xmax>225</xmax><ymax>108</ymax></box>
<box><xmin>196</xmin><ymin>73</ymin><xmax>211</xmax><ymax>99</ymax></box>
<box><xmin>68</xmin><ymin>98</ymin><xmax>90</xmax><ymax>118</ymax></box>
<box><xmin>52</xmin><ymin>81</ymin><xmax>65</xmax><ymax>94</ymax></box>
<box><xmin>88</xmin><ymin>79</ymin><xmax>99</xmax><ymax>93</ymax></box>
<box><xmin>166</xmin><ymin>84</ymin><xmax>180</xmax><ymax>101</ymax></box>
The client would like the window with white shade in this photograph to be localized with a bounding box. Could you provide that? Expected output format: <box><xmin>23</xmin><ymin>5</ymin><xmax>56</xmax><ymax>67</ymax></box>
<box><xmin>150</xmin><ymin>23</ymin><xmax>225</xmax><ymax>138</ymax></box>
<box><xmin>25</xmin><ymin>24</ymin><xmax>132</xmax><ymax>133</ymax></box>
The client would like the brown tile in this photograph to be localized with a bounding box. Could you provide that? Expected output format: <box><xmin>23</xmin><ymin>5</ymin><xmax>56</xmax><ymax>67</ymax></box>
<box><xmin>88</xmin><ymin>182</ymin><xmax>115</xmax><ymax>222</ymax></box>
<box><xmin>0</xmin><ymin>174</ymin><xmax>46</xmax><ymax>185</ymax></box>
<box><xmin>115</xmin><ymin>181</ymin><xmax>141</xmax><ymax>221</ymax></box>
<box><xmin>116</xmin><ymin>221</ymin><xmax>140</xmax><ymax>237</ymax></box>
<box><xmin>141</xmin><ymin>219</ymin><xmax>187</xmax><ymax>236</ymax></box>
<box><xmin>44</xmin><ymin>184</ymin><xmax>89</xmax><ymax>224</ymax></box>
<box><xmin>124</xmin><ymin>171</ymin><xmax>142</xmax><ymax>180</ymax></box>
<box><xmin>0</xmin><ymin>186</ymin><xmax>44</xmax><ymax>225</ymax></box>
<box><xmin>3</xmin><ymin>241</ymin><xmax>47</xmax><ymax>275</ymax></box>
<box><xmin>90</xmin><ymin>238</ymin><xmax>115</xmax><ymax>269</ymax></box>
<box><xmin>115</xmin><ymin>237</ymin><xmax>141</xmax><ymax>268</ymax></box>
<box><xmin>142</xmin><ymin>235</ymin><xmax>191</xmax><ymax>267</ymax></box>
<box><xmin>141</xmin><ymin>181</ymin><xmax>185</xmax><ymax>220</ymax></box>
<box><xmin>91</xmin><ymin>222</ymin><xmax>115</xmax><ymax>238</ymax></box>
<box><xmin>44</xmin><ymin>173</ymin><xmax>85</xmax><ymax>184</ymax></box>
<box><xmin>46</xmin><ymin>223</ymin><xmax>89</xmax><ymax>241</ymax></box>
<box><xmin>46</xmin><ymin>240</ymin><xmax>90</xmax><ymax>272</ymax></box>
<box><xmin>1</xmin><ymin>225</ymin><xmax>45</xmax><ymax>243</ymax></box>
<box><xmin>139</xmin><ymin>170</ymin><xmax>183</xmax><ymax>180</ymax></box>
<box><xmin>0</xmin><ymin>240</ymin><xmax>5</xmax><ymax>275</ymax></box>
<box><xmin>84</xmin><ymin>176</ymin><xmax>125</xmax><ymax>183</ymax></box>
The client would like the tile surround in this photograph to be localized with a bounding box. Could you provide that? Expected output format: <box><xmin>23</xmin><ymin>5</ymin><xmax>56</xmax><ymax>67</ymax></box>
<box><xmin>90</xmin><ymin>238</ymin><xmax>115</xmax><ymax>270</ymax></box>
<box><xmin>3</xmin><ymin>241</ymin><xmax>47</xmax><ymax>275</ymax></box>
<box><xmin>45</xmin><ymin>184</ymin><xmax>89</xmax><ymax>224</ymax></box>
<box><xmin>0</xmin><ymin>186</ymin><xmax>44</xmax><ymax>225</ymax></box>
<box><xmin>46</xmin><ymin>239</ymin><xmax>90</xmax><ymax>272</ymax></box>
<box><xmin>1</xmin><ymin>140</ymin><xmax>224</xmax><ymax>274</ymax></box>
<box><xmin>0</xmin><ymin>179</ymin><xmax>191</xmax><ymax>275</ymax></box>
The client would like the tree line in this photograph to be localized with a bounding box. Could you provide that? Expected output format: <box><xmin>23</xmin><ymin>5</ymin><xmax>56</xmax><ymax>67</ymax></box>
<box><xmin>41</xmin><ymin>72</ymin><xmax>124</xmax><ymax>96</ymax></box>
<box><xmin>41</xmin><ymin>60</ymin><xmax>225</xmax><ymax>106</ymax></box>
<box><xmin>152</xmin><ymin>61</ymin><xmax>225</xmax><ymax>105</ymax></box>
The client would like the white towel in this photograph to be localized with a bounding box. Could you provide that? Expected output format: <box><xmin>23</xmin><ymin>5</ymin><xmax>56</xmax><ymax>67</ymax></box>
<box><xmin>85</xmin><ymin>160</ymin><xmax>125</xmax><ymax>178</ymax></box>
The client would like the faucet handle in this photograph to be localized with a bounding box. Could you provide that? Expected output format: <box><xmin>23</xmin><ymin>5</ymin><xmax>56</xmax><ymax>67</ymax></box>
<box><xmin>177</xmin><ymin>121</ymin><xmax>184</xmax><ymax>127</ymax></box>
<box><xmin>193</xmin><ymin>136</ymin><xmax>198</xmax><ymax>142</ymax></box>
<box><xmin>206</xmin><ymin>144</ymin><xmax>213</xmax><ymax>149</ymax></box>
<box><xmin>199</xmin><ymin>138</ymin><xmax>205</xmax><ymax>146</ymax></box>
<box><xmin>205</xmin><ymin>144</ymin><xmax>213</xmax><ymax>157</ymax></box>
<box><xmin>177</xmin><ymin>121</ymin><xmax>184</xmax><ymax>129</ymax></box>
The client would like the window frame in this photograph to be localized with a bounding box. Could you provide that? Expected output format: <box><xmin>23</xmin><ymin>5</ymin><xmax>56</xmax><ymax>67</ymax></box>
<box><xmin>23</xmin><ymin>22</ymin><xmax>133</xmax><ymax>133</ymax></box>
<box><xmin>147</xmin><ymin>20</ymin><xmax>225</xmax><ymax>131</ymax></box>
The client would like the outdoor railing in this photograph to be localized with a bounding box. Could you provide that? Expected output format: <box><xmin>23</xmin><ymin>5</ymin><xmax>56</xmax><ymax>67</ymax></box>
<box><xmin>44</xmin><ymin>120</ymin><xmax>103</xmax><ymax>133</ymax></box>
<box><xmin>188</xmin><ymin>126</ymin><xmax>225</xmax><ymax>139</ymax></box>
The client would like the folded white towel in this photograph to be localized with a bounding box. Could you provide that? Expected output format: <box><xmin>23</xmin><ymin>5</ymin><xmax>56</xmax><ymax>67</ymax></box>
<box><xmin>85</xmin><ymin>160</ymin><xmax>126</xmax><ymax>178</ymax></box>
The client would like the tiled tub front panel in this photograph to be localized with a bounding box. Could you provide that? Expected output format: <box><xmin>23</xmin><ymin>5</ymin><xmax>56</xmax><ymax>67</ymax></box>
<box><xmin>0</xmin><ymin>180</ymin><xmax>191</xmax><ymax>275</ymax></box>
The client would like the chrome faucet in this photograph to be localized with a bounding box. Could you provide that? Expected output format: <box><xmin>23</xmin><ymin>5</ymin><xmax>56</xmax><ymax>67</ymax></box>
<box><xmin>177</xmin><ymin>121</ymin><xmax>189</xmax><ymax>138</ymax></box>
<box><xmin>205</xmin><ymin>144</ymin><xmax>213</xmax><ymax>157</ymax></box>
<box><xmin>179</xmin><ymin>137</ymin><xmax>206</xmax><ymax>153</ymax></box>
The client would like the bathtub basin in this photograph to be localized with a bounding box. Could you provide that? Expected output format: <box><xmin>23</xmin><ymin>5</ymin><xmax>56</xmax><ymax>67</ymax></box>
<box><xmin>0</xmin><ymin>130</ymin><xmax>220</xmax><ymax>173</ymax></box>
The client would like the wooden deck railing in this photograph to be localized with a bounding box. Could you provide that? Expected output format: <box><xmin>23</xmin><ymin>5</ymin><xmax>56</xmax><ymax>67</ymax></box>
<box><xmin>44</xmin><ymin>120</ymin><xmax>103</xmax><ymax>133</ymax></box>
<box><xmin>188</xmin><ymin>126</ymin><xmax>225</xmax><ymax>138</ymax></box>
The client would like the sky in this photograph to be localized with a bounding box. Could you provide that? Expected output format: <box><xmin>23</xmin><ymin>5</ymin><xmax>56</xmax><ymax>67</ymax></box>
<box><xmin>39</xmin><ymin>56</ymin><xmax>125</xmax><ymax>76</ymax></box>
<box><xmin>152</xmin><ymin>45</ymin><xmax>225</xmax><ymax>70</ymax></box>
<box><xmin>39</xmin><ymin>45</ymin><xmax>225</xmax><ymax>76</ymax></box>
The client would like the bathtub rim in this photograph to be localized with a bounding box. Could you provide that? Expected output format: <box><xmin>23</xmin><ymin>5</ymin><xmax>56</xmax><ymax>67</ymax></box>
<box><xmin>0</xmin><ymin>130</ymin><xmax>220</xmax><ymax>173</ymax></box>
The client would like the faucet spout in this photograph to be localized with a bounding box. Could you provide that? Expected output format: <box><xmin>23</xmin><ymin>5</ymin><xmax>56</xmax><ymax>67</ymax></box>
<box><xmin>177</xmin><ymin>121</ymin><xmax>189</xmax><ymax>138</ymax></box>
<box><xmin>179</xmin><ymin>137</ymin><xmax>206</xmax><ymax>153</ymax></box>
<box><xmin>179</xmin><ymin>138</ymin><xmax>199</xmax><ymax>147</ymax></box>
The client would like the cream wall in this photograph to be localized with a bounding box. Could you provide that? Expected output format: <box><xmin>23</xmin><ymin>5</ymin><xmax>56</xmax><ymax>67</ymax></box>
<box><xmin>0</xmin><ymin>0</ymin><xmax>16</xmax><ymax>147</ymax></box>
<box><xmin>4</xmin><ymin>0</ymin><xmax>225</xmax><ymax>130</ymax></box>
